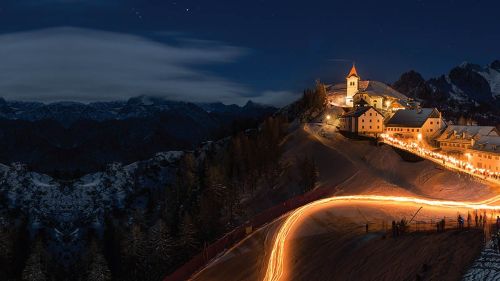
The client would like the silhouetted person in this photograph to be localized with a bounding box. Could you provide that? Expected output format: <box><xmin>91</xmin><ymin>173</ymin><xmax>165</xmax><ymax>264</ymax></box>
<box><xmin>458</xmin><ymin>214</ymin><xmax>464</xmax><ymax>230</ymax></box>
<box><xmin>467</xmin><ymin>212</ymin><xmax>471</xmax><ymax>229</ymax></box>
<box><xmin>475</xmin><ymin>213</ymin><xmax>479</xmax><ymax>228</ymax></box>
<box><xmin>365</xmin><ymin>223</ymin><xmax>369</xmax><ymax>233</ymax></box>
<box><xmin>392</xmin><ymin>221</ymin><xmax>397</xmax><ymax>237</ymax></box>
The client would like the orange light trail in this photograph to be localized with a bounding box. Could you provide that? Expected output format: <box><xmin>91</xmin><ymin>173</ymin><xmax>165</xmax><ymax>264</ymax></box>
<box><xmin>263</xmin><ymin>194</ymin><xmax>500</xmax><ymax>281</ymax></box>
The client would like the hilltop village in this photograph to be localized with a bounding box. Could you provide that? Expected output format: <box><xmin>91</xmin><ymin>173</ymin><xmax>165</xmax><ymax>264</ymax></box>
<box><xmin>325</xmin><ymin>65</ymin><xmax>500</xmax><ymax>179</ymax></box>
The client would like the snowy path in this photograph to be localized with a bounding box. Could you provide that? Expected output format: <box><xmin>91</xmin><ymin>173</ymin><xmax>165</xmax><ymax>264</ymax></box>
<box><xmin>463</xmin><ymin>241</ymin><xmax>500</xmax><ymax>281</ymax></box>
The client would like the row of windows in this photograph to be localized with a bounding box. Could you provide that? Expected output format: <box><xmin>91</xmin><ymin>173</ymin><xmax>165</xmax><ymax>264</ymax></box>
<box><xmin>361</xmin><ymin>126</ymin><xmax>380</xmax><ymax>130</ymax></box>
<box><xmin>361</xmin><ymin>119</ymin><xmax>380</xmax><ymax>123</ymax></box>
<box><xmin>475</xmin><ymin>163</ymin><xmax>499</xmax><ymax>171</ymax></box>
<box><xmin>475</xmin><ymin>153</ymin><xmax>499</xmax><ymax>160</ymax></box>
<box><xmin>349</xmin><ymin>81</ymin><xmax>356</xmax><ymax>86</ymax></box>
<box><xmin>441</xmin><ymin>142</ymin><xmax>469</xmax><ymax>149</ymax></box>
<box><xmin>387</xmin><ymin>127</ymin><xmax>420</xmax><ymax>132</ymax></box>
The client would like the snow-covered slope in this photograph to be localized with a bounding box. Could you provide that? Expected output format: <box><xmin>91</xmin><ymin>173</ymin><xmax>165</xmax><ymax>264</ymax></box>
<box><xmin>0</xmin><ymin>151</ymin><xmax>183</xmax><ymax>265</ymax></box>
<box><xmin>477</xmin><ymin>61</ymin><xmax>500</xmax><ymax>98</ymax></box>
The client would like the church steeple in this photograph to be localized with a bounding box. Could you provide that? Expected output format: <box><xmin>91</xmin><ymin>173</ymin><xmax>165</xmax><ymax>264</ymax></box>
<box><xmin>346</xmin><ymin>64</ymin><xmax>359</xmax><ymax>79</ymax></box>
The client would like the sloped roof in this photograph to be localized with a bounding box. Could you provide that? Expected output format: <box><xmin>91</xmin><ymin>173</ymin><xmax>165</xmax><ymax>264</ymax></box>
<box><xmin>436</xmin><ymin>125</ymin><xmax>498</xmax><ymax>142</ymax></box>
<box><xmin>471</xmin><ymin>135</ymin><xmax>500</xmax><ymax>153</ymax></box>
<box><xmin>328</xmin><ymin>80</ymin><xmax>407</xmax><ymax>99</ymax></box>
<box><xmin>355</xmin><ymin>98</ymin><xmax>369</xmax><ymax>106</ymax></box>
<box><xmin>359</xmin><ymin>81</ymin><xmax>407</xmax><ymax>99</ymax></box>
<box><xmin>341</xmin><ymin>106</ymin><xmax>383</xmax><ymax>118</ymax></box>
<box><xmin>386</xmin><ymin>108</ymin><xmax>440</xmax><ymax>127</ymax></box>
<box><xmin>347</xmin><ymin>65</ymin><xmax>359</xmax><ymax>78</ymax></box>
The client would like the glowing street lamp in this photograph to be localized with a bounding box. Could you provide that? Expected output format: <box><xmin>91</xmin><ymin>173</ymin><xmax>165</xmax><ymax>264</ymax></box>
<box><xmin>417</xmin><ymin>133</ymin><xmax>422</xmax><ymax>141</ymax></box>
<box><xmin>325</xmin><ymin>114</ymin><xmax>331</xmax><ymax>125</ymax></box>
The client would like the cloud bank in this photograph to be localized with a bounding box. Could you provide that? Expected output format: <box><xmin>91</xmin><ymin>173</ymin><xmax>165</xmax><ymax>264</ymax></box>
<box><xmin>0</xmin><ymin>27</ymin><xmax>259</xmax><ymax>105</ymax></box>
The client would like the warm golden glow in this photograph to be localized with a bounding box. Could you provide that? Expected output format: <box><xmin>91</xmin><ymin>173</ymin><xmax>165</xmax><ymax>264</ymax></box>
<box><xmin>263</xmin><ymin>194</ymin><xmax>500</xmax><ymax>281</ymax></box>
<box><xmin>380</xmin><ymin>133</ymin><xmax>500</xmax><ymax>180</ymax></box>
<box><xmin>326</xmin><ymin>115</ymin><xmax>331</xmax><ymax>120</ymax></box>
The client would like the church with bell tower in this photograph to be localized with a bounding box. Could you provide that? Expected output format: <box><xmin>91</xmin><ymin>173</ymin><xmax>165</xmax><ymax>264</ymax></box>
<box><xmin>325</xmin><ymin>64</ymin><xmax>414</xmax><ymax>111</ymax></box>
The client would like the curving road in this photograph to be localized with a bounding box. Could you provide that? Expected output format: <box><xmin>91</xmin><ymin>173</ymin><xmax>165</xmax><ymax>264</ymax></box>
<box><xmin>263</xmin><ymin>195</ymin><xmax>500</xmax><ymax>281</ymax></box>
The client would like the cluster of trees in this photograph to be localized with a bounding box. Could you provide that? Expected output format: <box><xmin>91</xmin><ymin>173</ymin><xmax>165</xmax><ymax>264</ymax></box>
<box><xmin>284</xmin><ymin>81</ymin><xmax>326</xmax><ymax>122</ymax></box>
<box><xmin>100</xmin><ymin>115</ymin><xmax>290</xmax><ymax>281</ymax></box>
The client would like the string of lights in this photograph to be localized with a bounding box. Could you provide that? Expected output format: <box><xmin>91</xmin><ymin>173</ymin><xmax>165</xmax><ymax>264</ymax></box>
<box><xmin>380</xmin><ymin>134</ymin><xmax>500</xmax><ymax>183</ymax></box>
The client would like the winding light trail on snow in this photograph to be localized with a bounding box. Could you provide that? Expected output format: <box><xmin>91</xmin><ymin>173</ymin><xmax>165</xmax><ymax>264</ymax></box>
<box><xmin>263</xmin><ymin>194</ymin><xmax>500</xmax><ymax>281</ymax></box>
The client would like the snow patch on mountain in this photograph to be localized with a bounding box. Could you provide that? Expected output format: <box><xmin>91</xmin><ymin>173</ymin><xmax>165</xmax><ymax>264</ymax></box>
<box><xmin>478</xmin><ymin>68</ymin><xmax>500</xmax><ymax>98</ymax></box>
<box><xmin>0</xmin><ymin>148</ymin><xmax>185</xmax><ymax>266</ymax></box>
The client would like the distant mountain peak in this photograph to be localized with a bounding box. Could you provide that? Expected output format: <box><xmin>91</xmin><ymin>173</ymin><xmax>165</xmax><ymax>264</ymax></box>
<box><xmin>491</xmin><ymin>60</ymin><xmax>500</xmax><ymax>71</ymax></box>
<box><xmin>244</xmin><ymin>100</ymin><xmax>267</xmax><ymax>108</ymax></box>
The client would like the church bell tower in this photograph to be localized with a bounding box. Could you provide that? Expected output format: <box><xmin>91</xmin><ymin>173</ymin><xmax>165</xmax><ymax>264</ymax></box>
<box><xmin>346</xmin><ymin>64</ymin><xmax>360</xmax><ymax>107</ymax></box>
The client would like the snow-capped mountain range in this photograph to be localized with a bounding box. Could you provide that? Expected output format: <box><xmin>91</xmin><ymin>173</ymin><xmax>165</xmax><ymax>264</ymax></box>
<box><xmin>432</xmin><ymin>60</ymin><xmax>500</xmax><ymax>102</ymax></box>
<box><xmin>0</xmin><ymin>95</ymin><xmax>275</xmax><ymax>127</ymax></box>
<box><xmin>393</xmin><ymin>60</ymin><xmax>500</xmax><ymax>125</ymax></box>
<box><xmin>0</xmin><ymin>95</ymin><xmax>276</xmax><ymax>176</ymax></box>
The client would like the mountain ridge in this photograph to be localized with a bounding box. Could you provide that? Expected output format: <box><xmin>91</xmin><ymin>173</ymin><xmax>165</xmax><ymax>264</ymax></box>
<box><xmin>392</xmin><ymin>59</ymin><xmax>500</xmax><ymax>125</ymax></box>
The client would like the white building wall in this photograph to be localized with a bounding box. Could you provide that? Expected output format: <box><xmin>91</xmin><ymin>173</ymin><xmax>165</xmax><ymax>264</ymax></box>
<box><xmin>468</xmin><ymin>150</ymin><xmax>500</xmax><ymax>172</ymax></box>
<box><xmin>346</xmin><ymin>76</ymin><xmax>359</xmax><ymax>107</ymax></box>
<box><xmin>356</xmin><ymin>108</ymin><xmax>384</xmax><ymax>135</ymax></box>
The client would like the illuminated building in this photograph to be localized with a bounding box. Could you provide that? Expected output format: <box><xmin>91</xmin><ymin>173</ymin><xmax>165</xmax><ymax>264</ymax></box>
<box><xmin>436</xmin><ymin>125</ymin><xmax>499</xmax><ymax>157</ymax></box>
<box><xmin>467</xmin><ymin>135</ymin><xmax>500</xmax><ymax>172</ymax></box>
<box><xmin>338</xmin><ymin>106</ymin><xmax>385</xmax><ymax>136</ymax></box>
<box><xmin>325</xmin><ymin>65</ymin><xmax>414</xmax><ymax>110</ymax></box>
<box><xmin>385</xmin><ymin>108</ymin><xmax>445</xmax><ymax>142</ymax></box>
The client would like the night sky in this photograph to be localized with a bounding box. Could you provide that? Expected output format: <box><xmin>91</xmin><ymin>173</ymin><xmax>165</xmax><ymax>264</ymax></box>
<box><xmin>0</xmin><ymin>0</ymin><xmax>498</xmax><ymax>106</ymax></box>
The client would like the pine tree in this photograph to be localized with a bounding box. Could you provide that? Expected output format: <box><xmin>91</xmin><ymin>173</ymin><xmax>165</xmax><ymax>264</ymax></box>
<box><xmin>178</xmin><ymin>213</ymin><xmax>199</xmax><ymax>259</ymax></box>
<box><xmin>315</xmin><ymin>80</ymin><xmax>327</xmax><ymax>109</ymax></box>
<box><xmin>147</xmin><ymin>219</ymin><xmax>176</xmax><ymax>280</ymax></box>
<box><xmin>0</xmin><ymin>228</ymin><xmax>13</xmax><ymax>260</ymax></box>
<box><xmin>86</xmin><ymin>241</ymin><xmax>112</xmax><ymax>281</ymax></box>
<box><xmin>22</xmin><ymin>240</ymin><xmax>46</xmax><ymax>281</ymax></box>
<box><xmin>148</xmin><ymin>219</ymin><xmax>175</xmax><ymax>262</ymax></box>
<box><xmin>119</xmin><ymin>223</ymin><xmax>148</xmax><ymax>281</ymax></box>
